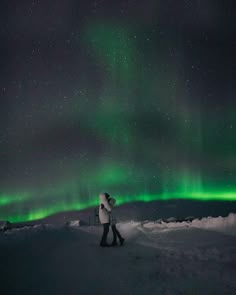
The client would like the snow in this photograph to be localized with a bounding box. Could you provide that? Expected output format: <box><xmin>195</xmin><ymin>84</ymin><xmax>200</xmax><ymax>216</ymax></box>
<box><xmin>0</xmin><ymin>214</ymin><xmax>236</xmax><ymax>294</ymax></box>
<box><xmin>66</xmin><ymin>220</ymin><xmax>81</xmax><ymax>227</ymax></box>
<box><xmin>142</xmin><ymin>213</ymin><xmax>236</xmax><ymax>236</ymax></box>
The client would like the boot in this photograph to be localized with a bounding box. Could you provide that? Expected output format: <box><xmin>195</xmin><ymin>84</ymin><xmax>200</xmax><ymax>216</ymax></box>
<box><xmin>100</xmin><ymin>242</ymin><xmax>111</xmax><ymax>247</ymax></box>
<box><xmin>111</xmin><ymin>240</ymin><xmax>118</xmax><ymax>247</ymax></box>
<box><xmin>119</xmin><ymin>237</ymin><xmax>125</xmax><ymax>246</ymax></box>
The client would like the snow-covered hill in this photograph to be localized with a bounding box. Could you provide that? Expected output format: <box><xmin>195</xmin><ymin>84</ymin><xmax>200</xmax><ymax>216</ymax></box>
<box><xmin>1</xmin><ymin>214</ymin><xmax>236</xmax><ymax>294</ymax></box>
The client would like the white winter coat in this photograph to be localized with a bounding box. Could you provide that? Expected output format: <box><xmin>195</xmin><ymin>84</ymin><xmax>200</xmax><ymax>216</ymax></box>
<box><xmin>99</xmin><ymin>194</ymin><xmax>112</xmax><ymax>224</ymax></box>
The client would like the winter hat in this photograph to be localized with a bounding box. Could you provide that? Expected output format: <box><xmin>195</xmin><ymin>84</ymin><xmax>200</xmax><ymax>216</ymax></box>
<box><xmin>103</xmin><ymin>192</ymin><xmax>110</xmax><ymax>200</ymax></box>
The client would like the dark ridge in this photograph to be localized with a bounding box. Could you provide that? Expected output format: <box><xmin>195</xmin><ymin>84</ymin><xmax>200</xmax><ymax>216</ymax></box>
<box><xmin>4</xmin><ymin>200</ymin><xmax>236</xmax><ymax>229</ymax></box>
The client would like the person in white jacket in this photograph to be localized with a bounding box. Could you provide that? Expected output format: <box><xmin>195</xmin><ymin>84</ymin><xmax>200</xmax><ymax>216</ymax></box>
<box><xmin>99</xmin><ymin>193</ymin><xmax>112</xmax><ymax>247</ymax></box>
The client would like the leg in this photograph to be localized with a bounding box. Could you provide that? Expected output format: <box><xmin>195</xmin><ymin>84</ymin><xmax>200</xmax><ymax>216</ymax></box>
<box><xmin>111</xmin><ymin>225</ymin><xmax>118</xmax><ymax>245</ymax></box>
<box><xmin>100</xmin><ymin>223</ymin><xmax>110</xmax><ymax>247</ymax></box>
<box><xmin>112</xmin><ymin>225</ymin><xmax>124</xmax><ymax>246</ymax></box>
<box><xmin>113</xmin><ymin>225</ymin><xmax>123</xmax><ymax>240</ymax></box>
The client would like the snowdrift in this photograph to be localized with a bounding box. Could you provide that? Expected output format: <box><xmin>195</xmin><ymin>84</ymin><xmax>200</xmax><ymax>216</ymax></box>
<box><xmin>141</xmin><ymin>213</ymin><xmax>236</xmax><ymax>236</ymax></box>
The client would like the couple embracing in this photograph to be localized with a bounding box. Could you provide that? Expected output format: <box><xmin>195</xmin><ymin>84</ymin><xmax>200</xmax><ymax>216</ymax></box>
<box><xmin>99</xmin><ymin>193</ymin><xmax>125</xmax><ymax>247</ymax></box>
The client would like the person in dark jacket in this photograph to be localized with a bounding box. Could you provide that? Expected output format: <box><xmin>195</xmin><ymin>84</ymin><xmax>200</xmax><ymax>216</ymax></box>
<box><xmin>108</xmin><ymin>197</ymin><xmax>125</xmax><ymax>246</ymax></box>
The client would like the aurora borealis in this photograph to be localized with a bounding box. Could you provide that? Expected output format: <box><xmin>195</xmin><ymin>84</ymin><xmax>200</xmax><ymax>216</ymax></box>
<box><xmin>1</xmin><ymin>1</ymin><xmax>236</xmax><ymax>222</ymax></box>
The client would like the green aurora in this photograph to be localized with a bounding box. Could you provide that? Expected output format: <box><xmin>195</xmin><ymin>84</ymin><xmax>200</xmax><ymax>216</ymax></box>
<box><xmin>1</xmin><ymin>21</ymin><xmax>235</xmax><ymax>223</ymax></box>
<box><xmin>1</xmin><ymin>190</ymin><xmax>236</xmax><ymax>223</ymax></box>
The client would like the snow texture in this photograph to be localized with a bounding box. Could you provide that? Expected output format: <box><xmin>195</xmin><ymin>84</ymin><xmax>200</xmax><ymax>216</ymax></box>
<box><xmin>0</xmin><ymin>214</ymin><xmax>236</xmax><ymax>295</ymax></box>
<box><xmin>142</xmin><ymin>213</ymin><xmax>236</xmax><ymax>236</ymax></box>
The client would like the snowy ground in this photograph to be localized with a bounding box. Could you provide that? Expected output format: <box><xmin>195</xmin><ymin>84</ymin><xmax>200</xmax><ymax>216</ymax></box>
<box><xmin>1</xmin><ymin>214</ymin><xmax>236</xmax><ymax>295</ymax></box>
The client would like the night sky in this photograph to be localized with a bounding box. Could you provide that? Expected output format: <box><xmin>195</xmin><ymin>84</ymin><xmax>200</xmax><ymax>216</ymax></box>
<box><xmin>1</xmin><ymin>1</ymin><xmax>236</xmax><ymax>222</ymax></box>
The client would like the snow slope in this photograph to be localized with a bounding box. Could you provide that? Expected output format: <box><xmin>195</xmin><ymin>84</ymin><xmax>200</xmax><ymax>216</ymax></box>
<box><xmin>1</xmin><ymin>214</ymin><xmax>236</xmax><ymax>295</ymax></box>
<box><xmin>141</xmin><ymin>213</ymin><xmax>236</xmax><ymax>236</ymax></box>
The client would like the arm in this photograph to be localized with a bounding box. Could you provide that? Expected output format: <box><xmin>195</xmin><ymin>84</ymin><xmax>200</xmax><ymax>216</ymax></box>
<box><xmin>100</xmin><ymin>194</ymin><xmax>112</xmax><ymax>212</ymax></box>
